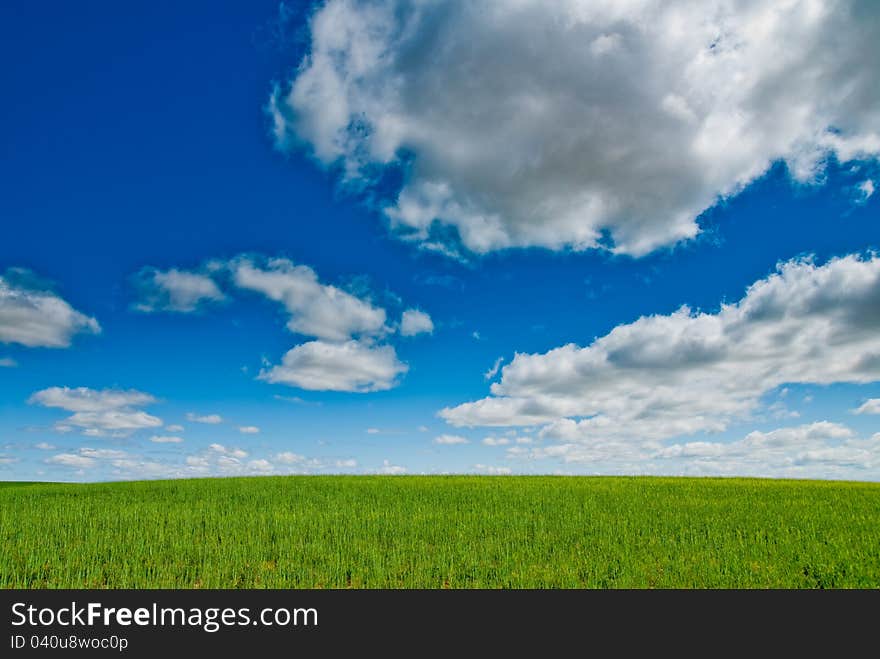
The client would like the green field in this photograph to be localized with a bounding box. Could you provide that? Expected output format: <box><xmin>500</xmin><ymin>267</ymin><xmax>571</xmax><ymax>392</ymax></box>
<box><xmin>2</xmin><ymin>476</ymin><xmax>878</xmax><ymax>588</ymax></box>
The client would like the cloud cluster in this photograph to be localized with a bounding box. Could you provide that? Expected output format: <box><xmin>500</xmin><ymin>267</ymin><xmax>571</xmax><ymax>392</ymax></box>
<box><xmin>134</xmin><ymin>255</ymin><xmax>431</xmax><ymax>392</ymax></box>
<box><xmin>43</xmin><ymin>442</ymin><xmax>364</xmax><ymax>479</ymax></box>
<box><xmin>30</xmin><ymin>386</ymin><xmax>162</xmax><ymax>437</ymax></box>
<box><xmin>506</xmin><ymin>422</ymin><xmax>880</xmax><ymax>479</ymax></box>
<box><xmin>232</xmin><ymin>256</ymin><xmax>410</xmax><ymax>392</ymax></box>
<box><xmin>0</xmin><ymin>270</ymin><xmax>100</xmax><ymax>348</ymax></box>
<box><xmin>444</xmin><ymin>254</ymin><xmax>880</xmax><ymax>449</ymax></box>
<box><xmin>274</xmin><ymin>0</ymin><xmax>880</xmax><ymax>257</ymax></box>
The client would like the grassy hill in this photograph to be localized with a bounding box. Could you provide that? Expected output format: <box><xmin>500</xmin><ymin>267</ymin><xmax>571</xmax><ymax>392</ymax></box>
<box><xmin>2</xmin><ymin>476</ymin><xmax>878</xmax><ymax>588</ymax></box>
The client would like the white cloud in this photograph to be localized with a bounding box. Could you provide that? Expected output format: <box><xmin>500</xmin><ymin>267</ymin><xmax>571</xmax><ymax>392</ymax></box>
<box><xmin>474</xmin><ymin>464</ymin><xmax>512</xmax><ymax>475</ymax></box>
<box><xmin>274</xmin><ymin>0</ymin><xmax>880</xmax><ymax>257</ymax></box>
<box><xmin>186</xmin><ymin>413</ymin><xmax>223</xmax><ymax>424</ymax></box>
<box><xmin>276</xmin><ymin>451</ymin><xmax>306</xmax><ymax>464</ymax></box>
<box><xmin>30</xmin><ymin>386</ymin><xmax>162</xmax><ymax>437</ymax></box>
<box><xmin>857</xmin><ymin>179</ymin><xmax>875</xmax><ymax>203</ymax></box>
<box><xmin>260</xmin><ymin>340</ymin><xmax>407</xmax><ymax>392</ymax></box>
<box><xmin>46</xmin><ymin>453</ymin><xmax>95</xmax><ymax>469</ymax></box>
<box><xmin>378</xmin><ymin>459</ymin><xmax>406</xmax><ymax>475</ymax></box>
<box><xmin>133</xmin><ymin>267</ymin><xmax>225</xmax><ymax>313</ymax></box>
<box><xmin>853</xmin><ymin>399</ymin><xmax>880</xmax><ymax>415</ymax></box>
<box><xmin>30</xmin><ymin>387</ymin><xmax>156</xmax><ymax>412</ymax></box>
<box><xmin>443</xmin><ymin>254</ymin><xmax>880</xmax><ymax>448</ymax></box>
<box><xmin>274</xmin><ymin>451</ymin><xmax>358</xmax><ymax>472</ymax></box>
<box><xmin>238</xmin><ymin>426</ymin><xmax>260</xmax><ymax>434</ymax></box>
<box><xmin>484</xmin><ymin>357</ymin><xmax>504</xmax><ymax>381</ymax></box>
<box><xmin>0</xmin><ymin>357</ymin><xmax>16</xmax><ymax>367</ymax></box>
<box><xmin>149</xmin><ymin>435</ymin><xmax>184</xmax><ymax>444</ymax></box>
<box><xmin>34</xmin><ymin>442</ymin><xmax>55</xmax><ymax>450</ymax></box>
<box><xmin>0</xmin><ymin>270</ymin><xmax>100</xmax><ymax>347</ymax></box>
<box><xmin>232</xmin><ymin>256</ymin><xmax>387</xmax><ymax>342</ymax></box>
<box><xmin>505</xmin><ymin>421</ymin><xmax>880</xmax><ymax>478</ymax></box>
<box><xmin>60</xmin><ymin>411</ymin><xmax>164</xmax><ymax>436</ymax></box>
<box><xmin>482</xmin><ymin>436</ymin><xmax>510</xmax><ymax>446</ymax></box>
<box><xmin>165</xmin><ymin>424</ymin><xmax>184</xmax><ymax>433</ymax></box>
<box><xmin>366</xmin><ymin>427</ymin><xmax>380</xmax><ymax>434</ymax></box>
<box><xmin>208</xmin><ymin>444</ymin><xmax>248</xmax><ymax>459</ymax></box>
<box><xmin>247</xmin><ymin>459</ymin><xmax>274</xmax><ymax>473</ymax></box>
<box><xmin>400</xmin><ymin>309</ymin><xmax>434</xmax><ymax>336</ymax></box>
<box><xmin>434</xmin><ymin>434</ymin><xmax>469</xmax><ymax>445</ymax></box>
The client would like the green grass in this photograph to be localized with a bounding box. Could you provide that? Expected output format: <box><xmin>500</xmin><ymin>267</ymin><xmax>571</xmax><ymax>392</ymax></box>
<box><xmin>1</xmin><ymin>476</ymin><xmax>878</xmax><ymax>588</ymax></box>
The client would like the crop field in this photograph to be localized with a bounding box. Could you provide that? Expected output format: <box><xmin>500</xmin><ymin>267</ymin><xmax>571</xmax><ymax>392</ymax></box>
<box><xmin>1</xmin><ymin>476</ymin><xmax>878</xmax><ymax>588</ymax></box>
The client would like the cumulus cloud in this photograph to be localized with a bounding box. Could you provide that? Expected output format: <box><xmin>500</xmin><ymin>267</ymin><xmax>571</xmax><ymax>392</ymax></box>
<box><xmin>433</xmin><ymin>434</ymin><xmax>469</xmax><ymax>445</ymax></box>
<box><xmin>186</xmin><ymin>413</ymin><xmax>223</xmax><ymax>424</ymax></box>
<box><xmin>400</xmin><ymin>309</ymin><xmax>434</xmax><ymax>336</ymax></box>
<box><xmin>238</xmin><ymin>426</ymin><xmax>260</xmax><ymax>434</ymax></box>
<box><xmin>482</xmin><ymin>436</ymin><xmax>511</xmax><ymax>446</ymax></box>
<box><xmin>232</xmin><ymin>256</ymin><xmax>387</xmax><ymax>342</ymax></box>
<box><xmin>30</xmin><ymin>386</ymin><xmax>162</xmax><ymax>437</ymax></box>
<box><xmin>273</xmin><ymin>0</ymin><xmax>880</xmax><ymax>257</ymax></box>
<box><xmin>443</xmin><ymin>254</ymin><xmax>880</xmax><ymax>448</ymax></box>
<box><xmin>133</xmin><ymin>267</ymin><xmax>225</xmax><ymax>313</ymax></box>
<box><xmin>853</xmin><ymin>399</ymin><xmax>880</xmax><ymax>415</ymax></box>
<box><xmin>260</xmin><ymin>340</ymin><xmax>407</xmax><ymax>392</ymax></box>
<box><xmin>165</xmin><ymin>424</ymin><xmax>184</xmax><ymax>433</ymax></box>
<box><xmin>0</xmin><ymin>270</ymin><xmax>100</xmax><ymax>347</ymax></box>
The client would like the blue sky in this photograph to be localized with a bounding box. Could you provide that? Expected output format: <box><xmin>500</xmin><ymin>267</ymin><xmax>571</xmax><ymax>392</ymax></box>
<box><xmin>2</xmin><ymin>0</ymin><xmax>879</xmax><ymax>481</ymax></box>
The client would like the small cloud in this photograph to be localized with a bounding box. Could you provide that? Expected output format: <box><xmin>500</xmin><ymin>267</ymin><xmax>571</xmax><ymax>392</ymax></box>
<box><xmin>482</xmin><ymin>436</ymin><xmax>510</xmax><ymax>446</ymax></box>
<box><xmin>34</xmin><ymin>442</ymin><xmax>56</xmax><ymax>450</ymax></box>
<box><xmin>46</xmin><ymin>453</ymin><xmax>96</xmax><ymax>469</ymax></box>
<box><xmin>484</xmin><ymin>357</ymin><xmax>504</xmax><ymax>381</ymax></box>
<box><xmin>366</xmin><ymin>428</ymin><xmax>380</xmax><ymax>434</ymax></box>
<box><xmin>276</xmin><ymin>451</ymin><xmax>305</xmax><ymax>464</ymax></box>
<box><xmin>132</xmin><ymin>266</ymin><xmax>225</xmax><ymax>313</ymax></box>
<box><xmin>379</xmin><ymin>459</ymin><xmax>406</xmax><ymax>475</ymax></box>
<box><xmin>472</xmin><ymin>331</ymin><xmax>482</xmax><ymax>341</ymax></box>
<box><xmin>0</xmin><ymin>357</ymin><xmax>17</xmax><ymax>368</ymax></box>
<box><xmin>247</xmin><ymin>459</ymin><xmax>273</xmax><ymax>473</ymax></box>
<box><xmin>400</xmin><ymin>309</ymin><xmax>434</xmax><ymax>336</ymax></box>
<box><xmin>434</xmin><ymin>434</ymin><xmax>469</xmax><ymax>445</ymax></box>
<box><xmin>417</xmin><ymin>425</ymin><xmax>429</xmax><ymax>432</ymax></box>
<box><xmin>186</xmin><ymin>413</ymin><xmax>223</xmax><ymax>424</ymax></box>
<box><xmin>334</xmin><ymin>458</ymin><xmax>357</xmax><ymax>468</ymax></box>
<box><xmin>208</xmin><ymin>443</ymin><xmax>248</xmax><ymax>459</ymax></box>
<box><xmin>238</xmin><ymin>426</ymin><xmax>260</xmax><ymax>434</ymax></box>
<box><xmin>853</xmin><ymin>398</ymin><xmax>880</xmax><ymax>415</ymax></box>
<box><xmin>165</xmin><ymin>424</ymin><xmax>184</xmax><ymax>433</ymax></box>
<box><xmin>856</xmin><ymin>179</ymin><xmax>875</xmax><ymax>203</ymax></box>
<box><xmin>149</xmin><ymin>435</ymin><xmax>184</xmax><ymax>444</ymax></box>
<box><xmin>474</xmin><ymin>464</ymin><xmax>512</xmax><ymax>475</ymax></box>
